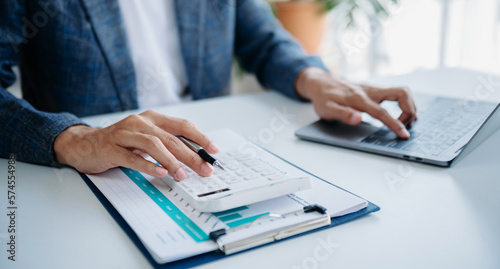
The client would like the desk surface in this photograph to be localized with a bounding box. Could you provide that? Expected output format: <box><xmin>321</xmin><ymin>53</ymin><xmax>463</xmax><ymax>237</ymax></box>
<box><xmin>1</xmin><ymin>68</ymin><xmax>499</xmax><ymax>269</ymax></box>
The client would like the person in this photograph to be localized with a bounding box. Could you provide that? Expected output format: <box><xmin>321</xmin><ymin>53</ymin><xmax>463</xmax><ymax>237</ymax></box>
<box><xmin>0</xmin><ymin>0</ymin><xmax>416</xmax><ymax>181</ymax></box>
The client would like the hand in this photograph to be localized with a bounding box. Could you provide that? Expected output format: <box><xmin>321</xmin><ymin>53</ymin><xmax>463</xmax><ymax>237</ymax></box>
<box><xmin>54</xmin><ymin>110</ymin><xmax>219</xmax><ymax>180</ymax></box>
<box><xmin>296</xmin><ymin>68</ymin><xmax>417</xmax><ymax>139</ymax></box>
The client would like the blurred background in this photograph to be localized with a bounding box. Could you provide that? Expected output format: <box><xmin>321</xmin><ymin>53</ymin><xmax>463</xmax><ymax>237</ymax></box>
<box><xmin>233</xmin><ymin>0</ymin><xmax>500</xmax><ymax>94</ymax></box>
<box><xmin>7</xmin><ymin>0</ymin><xmax>500</xmax><ymax>97</ymax></box>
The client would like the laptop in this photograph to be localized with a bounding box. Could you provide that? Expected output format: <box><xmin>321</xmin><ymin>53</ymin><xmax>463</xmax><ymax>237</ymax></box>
<box><xmin>295</xmin><ymin>93</ymin><xmax>500</xmax><ymax>167</ymax></box>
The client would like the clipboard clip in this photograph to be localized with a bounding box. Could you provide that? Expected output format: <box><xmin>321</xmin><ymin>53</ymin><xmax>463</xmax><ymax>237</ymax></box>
<box><xmin>209</xmin><ymin>204</ymin><xmax>331</xmax><ymax>254</ymax></box>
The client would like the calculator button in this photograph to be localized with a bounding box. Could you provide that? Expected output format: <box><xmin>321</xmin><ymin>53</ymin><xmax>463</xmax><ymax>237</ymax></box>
<box><xmin>251</xmin><ymin>165</ymin><xmax>267</xmax><ymax>172</ymax></box>
<box><xmin>226</xmin><ymin>163</ymin><xmax>241</xmax><ymax>171</ymax></box>
<box><xmin>235</xmin><ymin>154</ymin><xmax>253</xmax><ymax>162</ymax></box>
<box><xmin>244</xmin><ymin>175</ymin><xmax>259</xmax><ymax>180</ymax></box>
<box><xmin>260</xmin><ymin>170</ymin><xmax>275</xmax><ymax>176</ymax></box>
<box><xmin>268</xmin><ymin>175</ymin><xmax>284</xmax><ymax>181</ymax></box>
<box><xmin>236</xmin><ymin>169</ymin><xmax>252</xmax><ymax>176</ymax></box>
<box><xmin>243</xmin><ymin>159</ymin><xmax>260</xmax><ymax>167</ymax></box>
<box><xmin>227</xmin><ymin>177</ymin><xmax>242</xmax><ymax>184</ymax></box>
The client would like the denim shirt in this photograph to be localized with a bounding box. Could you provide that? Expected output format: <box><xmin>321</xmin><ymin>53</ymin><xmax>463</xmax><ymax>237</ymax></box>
<box><xmin>0</xmin><ymin>0</ymin><xmax>326</xmax><ymax>166</ymax></box>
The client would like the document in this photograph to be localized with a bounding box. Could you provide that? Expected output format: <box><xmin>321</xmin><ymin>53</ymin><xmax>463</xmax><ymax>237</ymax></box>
<box><xmin>86</xmin><ymin>130</ymin><xmax>367</xmax><ymax>263</ymax></box>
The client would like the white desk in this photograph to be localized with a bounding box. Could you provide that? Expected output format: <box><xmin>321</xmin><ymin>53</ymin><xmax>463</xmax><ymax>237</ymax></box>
<box><xmin>1</xmin><ymin>68</ymin><xmax>499</xmax><ymax>269</ymax></box>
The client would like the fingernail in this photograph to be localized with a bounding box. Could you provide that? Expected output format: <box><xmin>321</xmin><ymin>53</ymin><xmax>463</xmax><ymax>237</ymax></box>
<box><xmin>200</xmin><ymin>162</ymin><xmax>214</xmax><ymax>176</ymax></box>
<box><xmin>348</xmin><ymin>113</ymin><xmax>360</xmax><ymax>125</ymax></box>
<box><xmin>402</xmin><ymin>128</ymin><xmax>410</xmax><ymax>138</ymax></box>
<box><xmin>175</xmin><ymin>167</ymin><xmax>187</xmax><ymax>181</ymax></box>
<box><xmin>208</xmin><ymin>142</ymin><xmax>220</xmax><ymax>153</ymax></box>
<box><xmin>155</xmin><ymin>166</ymin><xmax>168</xmax><ymax>177</ymax></box>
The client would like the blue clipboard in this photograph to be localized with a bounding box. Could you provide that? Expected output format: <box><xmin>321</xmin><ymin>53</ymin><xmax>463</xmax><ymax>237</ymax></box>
<box><xmin>79</xmin><ymin>169</ymin><xmax>380</xmax><ymax>269</ymax></box>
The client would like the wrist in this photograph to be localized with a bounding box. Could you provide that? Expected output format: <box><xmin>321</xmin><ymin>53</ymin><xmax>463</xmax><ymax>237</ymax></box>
<box><xmin>54</xmin><ymin>125</ymin><xmax>95</xmax><ymax>166</ymax></box>
<box><xmin>295</xmin><ymin>67</ymin><xmax>330</xmax><ymax>101</ymax></box>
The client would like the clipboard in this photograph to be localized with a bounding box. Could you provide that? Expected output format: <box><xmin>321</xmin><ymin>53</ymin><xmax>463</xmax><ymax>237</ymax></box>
<box><xmin>209</xmin><ymin>204</ymin><xmax>331</xmax><ymax>255</ymax></box>
<box><xmin>79</xmin><ymin>171</ymin><xmax>380</xmax><ymax>269</ymax></box>
<box><xmin>79</xmin><ymin>127</ymin><xmax>380</xmax><ymax>268</ymax></box>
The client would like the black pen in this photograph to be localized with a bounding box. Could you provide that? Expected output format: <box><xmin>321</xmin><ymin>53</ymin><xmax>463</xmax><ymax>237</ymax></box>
<box><xmin>178</xmin><ymin>136</ymin><xmax>225</xmax><ymax>171</ymax></box>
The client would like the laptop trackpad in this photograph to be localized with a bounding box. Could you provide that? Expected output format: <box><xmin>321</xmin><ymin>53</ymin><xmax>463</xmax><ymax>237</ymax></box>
<box><xmin>305</xmin><ymin>120</ymin><xmax>381</xmax><ymax>143</ymax></box>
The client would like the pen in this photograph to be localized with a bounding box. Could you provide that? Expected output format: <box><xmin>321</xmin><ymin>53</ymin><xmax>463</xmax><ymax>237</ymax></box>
<box><xmin>178</xmin><ymin>136</ymin><xmax>225</xmax><ymax>171</ymax></box>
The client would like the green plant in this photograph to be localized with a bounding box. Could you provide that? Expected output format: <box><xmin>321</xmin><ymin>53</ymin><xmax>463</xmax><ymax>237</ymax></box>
<box><xmin>322</xmin><ymin>0</ymin><xmax>399</xmax><ymax>27</ymax></box>
<box><xmin>276</xmin><ymin>0</ymin><xmax>399</xmax><ymax>28</ymax></box>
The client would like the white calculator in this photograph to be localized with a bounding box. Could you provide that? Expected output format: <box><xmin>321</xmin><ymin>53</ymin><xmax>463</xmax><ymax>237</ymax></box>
<box><xmin>160</xmin><ymin>130</ymin><xmax>313</xmax><ymax>212</ymax></box>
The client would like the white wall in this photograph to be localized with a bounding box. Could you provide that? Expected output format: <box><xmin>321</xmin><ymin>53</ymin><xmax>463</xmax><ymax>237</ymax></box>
<box><xmin>322</xmin><ymin>0</ymin><xmax>500</xmax><ymax>80</ymax></box>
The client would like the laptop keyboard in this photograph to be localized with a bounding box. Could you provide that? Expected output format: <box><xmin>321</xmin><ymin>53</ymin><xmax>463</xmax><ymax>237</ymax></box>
<box><xmin>360</xmin><ymin>98</ymin><xmax>495</xmax><ymax>156</ymax></box>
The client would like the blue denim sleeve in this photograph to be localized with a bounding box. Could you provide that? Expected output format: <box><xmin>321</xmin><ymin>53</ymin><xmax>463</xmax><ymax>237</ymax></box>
<box><xmin>0</xmin><ymin>1</ymin><xmax>85</xmax><ymax>166</ymax></box>
<box><xmin>234</xmin><ymin>0</ymin><xmax>329</xmax><ymax>100</ymax></box>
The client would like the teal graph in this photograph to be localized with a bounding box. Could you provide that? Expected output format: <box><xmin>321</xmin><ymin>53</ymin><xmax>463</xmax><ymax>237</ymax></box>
<box><xmin>121</xmin><ymin>167</ymin><xmax>270</xmax><ymax>238</ymax></box>
<box><xmin>213</xmin><ymin>206</ymin><xmax>269</xmax><ymax>228</ymax></box>
<box><xmin>120</xmin><ymin>167</ymin><xmax>209</xmax><ymax>242</ymax></box>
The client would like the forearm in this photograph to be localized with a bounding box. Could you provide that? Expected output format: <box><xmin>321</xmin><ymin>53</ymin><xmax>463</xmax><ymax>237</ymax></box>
<box><xmin>0</xmin><ymin>90</ymin><xmax>86</xmax><ymax>166</ymax></box>
<box><xmin>234</xmin><ymin>0</ymin><xmax>328</xmax><ymax>100</ymax></box>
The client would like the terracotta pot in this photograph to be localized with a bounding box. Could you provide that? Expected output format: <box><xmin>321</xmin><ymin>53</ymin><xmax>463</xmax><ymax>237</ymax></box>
<box><xmin>274</xmin><ymin>1</ymin><xmax>326</xmax><ymax>55</ymax></box>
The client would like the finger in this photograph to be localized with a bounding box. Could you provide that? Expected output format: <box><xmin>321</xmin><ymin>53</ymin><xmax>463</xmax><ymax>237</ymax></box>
<box><xmin>139</xmin><ymin>128</ymin><xmax>214</xmax><ymax>178</ymax></box>
<box><xmin>145</xmin><ymin>112</ymin><xmax>219</xmax><ymax>154</ymax></box>
<box><xmin>322</xmin><ymin>102</ymin><xmax>362</xmax><ymax>125</ymax></box>
<box><xmin>113</xmin><ymin>147</ymin><xmax>169</xmax><ymax>178</ymax></box>
<box><xmin>117</xmin><ymin>115</ymin><xmax>214</xmax><ymax>178</ymax></box>
<box><xmin>363</xmin><ymin>100</ymin><xmax>410</xmax><ymax>139</ymax></box>
<box><xmin>117</xmin><ymin>131</ymin><xmax>188</xmax><ymax>181</ymax></box>
<box><xmin>393</xmin><ymin>87</ymin><xmax>417</xmax><ymax>122</ymax></box>
<box><xmin>157</xmin><ymin>133</ymin><xmax>214</xmax><ymax>177</ymax></box>
<box><xmin>398</xmin><ymin>112</ymin><xmax>416</xmax><ymax>128</ymax></box>
<box><xmin>131</xmin><ymin>148</ymin><xmax>149</xmax><ymax>158</ymax></box>
<box><xmin>367</xmin><ymin>86</ymin><xmax>417</xmax><ymax>122</ymax></box>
